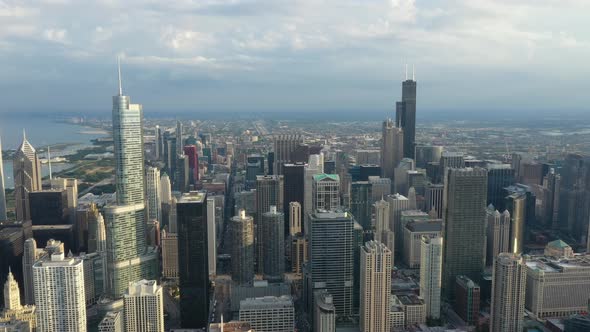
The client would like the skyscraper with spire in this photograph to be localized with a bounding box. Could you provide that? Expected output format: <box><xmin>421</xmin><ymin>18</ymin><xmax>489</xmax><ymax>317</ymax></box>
<box><xmin>13</xmin><ymin>130</ymin><xmax>42</xmax><ymax>221</ymax></box>
<box><xmin>0</xmin><ymin>137</ymin><xmax>7</xmax><ymax>221</ymax></box>
<box><xmin>396</xmin><ymin>65</ymin><xmax>417</xmax><ymax>159</ymax></box>
<box><xmin>104</xmin><ymin>59</ymin><xmax>158</xmax><ymax>298</ymax></box>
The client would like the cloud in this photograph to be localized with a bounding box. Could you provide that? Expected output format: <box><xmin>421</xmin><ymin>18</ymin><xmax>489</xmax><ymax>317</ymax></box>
<box><xmin>43</xmin><ymin>28</ymin><xmax>69</xmax><ymax>44</ymax></box>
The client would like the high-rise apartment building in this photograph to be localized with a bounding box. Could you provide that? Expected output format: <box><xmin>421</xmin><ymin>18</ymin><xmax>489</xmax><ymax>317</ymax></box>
<box><xmin>33</xmin><ymin>252</ymin><xmax>86</xmax><ymax>332</ymax></box>
<box><xmin>442</xmin><ymin>167</ymin><xmax>487</xmax><ymax>300</ymax></box>
<box><xmin>381</xmin><ymin>119</ymin><xmax>404</xmax><ymax>181</ymax></box>
<box><xmin>104</xmin><ymin>64</ymin><xmax>158</xmax><ymax>297</ymax></box>
<box><xmin>255</xmin><ymin>175</ymin><xmax>283</xmax><ymax>273</ymax></box>
<box><xmin>314</xmin><ymin>290</ymin><xmax>336</xmax><ymax>332</ymax></box>
<box><xmin>262</xmin><ymin>206</ymin><xmax>285</xmax><ymax>282</ymax></box>
<box><xmin>231</xmin><ymin>210</ymin><xmax>255</xmax><ymax>285</ymax></box>
<box><xmin>486</xmin><ymin>205</ymin><xmax>511</xmax><ymax>266</ymax></box>
<box><xmin>177</xmin><ymin>191</ymin><xmax>209</xmax><ymax>328</ymax></box>
<box><xmin>305</xmin><ymin>211</ymin><xmax>354</xmax><ymax>319</ymax></box>
<box><xmin>420</xmin><ymin>236</ymin><xmax>443</xmax><ymax>319</ymax></box>
<box><xmin>490</xmin><ymin>253</ymin><xmax>526</xmax><ymax>332</ymax></box>
<box><xmin>374</xmin><ymin>198</ymin><xmax>394</xmax><ymax>252</ymax></box>
<box><xmin>13</xmin><ymin>133</ymin><xmax>42</xmax><ymax>221</ymax></box>
<box><xmin>273</xmin><ymin>135</ymin><xmax>303</xmax><ymax>176</ymax></box>
<box><xmin>312</xmin><ymin>174</ymin><xmax>340</xmax><ymax>212</ymax></box>
<box><xmin>145</xmin><ymin>166</ymin><xmax>162</xmax><ymax>222</ymax></box>
<box><xmin>395</xmin><ymin>68</ymin><xmax>417</xmax><ymax>159</ymax></box>
<box><xmin>123</xmin><ymin>280</ymin><xmax>164</xmax><ymax>332</ymax></box>
<box><xmin>360</xmin><ymin>241</ymin><xmax>392</xmax><ymax>332</ymax></box>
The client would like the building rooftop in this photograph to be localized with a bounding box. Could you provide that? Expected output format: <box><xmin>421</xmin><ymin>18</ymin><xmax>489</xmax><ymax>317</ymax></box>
<box><xmin>547</xmin><ymin>239</ymin><xmax>570</xmax><ymax>249</ymax></box>
<box><xmin>524</xmin><ymin>254</ymin><xmax>590</xmax><ymax>272</ymax></box>
<box><xmin>313</xmin><ymin>173</ymin><xmax>340</xmax><ymax>182</ymax></box>
<box><xmin>405</xmin><ymin>220</ymin><xmax>442</xmax><ymax>232</ymax></box>
<box><xmin>178</xmin><ymin>191</ymin><xmax>206</xmax><ymax>204</ymax></box>
<box><xmin>239</xmin><ymin>295</ymin><xmax>293</xmax><ymax>310</ymax></box>
<box><xmin>395</xmin><ymin>294</ymin><xmax>424</xmax><ymax>306</ymax></box>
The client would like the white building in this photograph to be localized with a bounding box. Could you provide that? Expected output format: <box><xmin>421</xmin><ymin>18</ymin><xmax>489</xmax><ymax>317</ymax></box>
<box><xmin>312</xmin><ymin>174</ymin><xmax>341</xmax><ymax>212</ymax></box>
<box><xmin>160</xmin><ymin>173</ymin><xmax>172</xmax><ymax>205</ymax></box>
<box><xmin>98</xmin><ymin>311</ymin><xmax>124</xmax><ymax>332</ymax></box>
<box><xmin>304</xmin><ymin>154</ymin><xmax>323</xmax><ymax>221</ymax></box>
<box><xmin>314</xmin><ymin>290</ymin><xmax>336</xmax><ymax>332</ymax></box>
<box><xmin>389</xmin><ymin>296</ymin><xmax>405</xmax><ymax>330</ymax></box>
<box><xmin>289</xmin><ymin>202</ymin><xmax>302</xmax><ymax>236</ymax></box>
<box><xmin>373</xmin><ymin>199</ymin><xmax>394</xmax><ymax>254</ymax></box>
<box><xmin>145</xmin><ymin>166</ymin><xmax>162</xmax><ymax>222</ymax></box>
<box><xmin>207</xmin><ymin>197</ymin><xmax>217</xmax><ymax>277</ymax></box>
<box><xmin>123</xmin><ymin>280</ymin><xmax>164</xmax><ymax>332</ymax></box>
<box><xmin>360</xmin><ymin>241</ymin><xmax>392</xmax><ymax>332</ymax></box>
<box><xmin>486</xmin><ymin>205</ymin><xmax>510</xmax><ymax>266</ymax></box>
<box><xmin>420</xmin><ymin>236</ymin><xmax>443</xmax><ymax>319</ymax></box>
<box><xmin>403</xmin><ymin>220</ymin><xmax>442</xmax><ymax>268</ymax></box>
<box><xmin>33</xmin><ymin>252</ymin><xmax>86</xmax><ymax>332</ymax></box>
<box><xmin>491</xmin><ymin>253</ymin><xmax>526</xmax><ymax>332</ymax></box>
<box><xmin>239</xmin><ymin>296</ymin><xmax>294</xmax><ymax>332</ymax></box>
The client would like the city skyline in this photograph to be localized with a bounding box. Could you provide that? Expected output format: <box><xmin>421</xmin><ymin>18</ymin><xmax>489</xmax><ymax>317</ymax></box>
<box><xmin>0</xmin><ymin>1</ymin><xmax>589</xmax><ymax>113</ymax></box>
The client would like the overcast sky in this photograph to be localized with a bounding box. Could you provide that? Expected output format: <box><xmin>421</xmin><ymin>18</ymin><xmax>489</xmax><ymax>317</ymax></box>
<box><xmin>1</xmin><ymin>0</ymin><xmax>589</xmax><ymax>114</ymax></box>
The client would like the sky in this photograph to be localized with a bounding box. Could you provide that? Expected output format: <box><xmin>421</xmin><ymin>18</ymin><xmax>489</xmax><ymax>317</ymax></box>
<box><xmin>1</xmin><ymin>0</ymin><xmax>589</xmax><ymax>114</ymax></box>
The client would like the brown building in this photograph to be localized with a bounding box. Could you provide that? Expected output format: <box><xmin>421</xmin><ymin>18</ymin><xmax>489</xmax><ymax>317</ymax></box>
<box><xmin>454</xmin><ymin>275</ymin><xmax>480</xmax><ymax>325</ymax></box>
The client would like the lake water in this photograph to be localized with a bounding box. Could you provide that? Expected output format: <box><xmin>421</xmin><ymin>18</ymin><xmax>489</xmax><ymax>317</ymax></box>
<box><xmin>1</xmin><ymin>113</ymin><xmax>108</xmax><ymax>188</ymax></box>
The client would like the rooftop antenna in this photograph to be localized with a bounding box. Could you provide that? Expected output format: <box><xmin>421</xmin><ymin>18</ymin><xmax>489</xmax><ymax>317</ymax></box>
<box><xmin>405</xmin><ymin>64</ymin><xmax>408</xmax><ymax>80</ymax></box>
<box><xmin>221</xmin><ymin>314</ymin><xmax>224</xmax><ymax>332</ymax></box>
<box><xmin>47</xmin><ymin>146</ymin><xmax>53</xmax><ymax>180</ymax></box>
<box><xmin>118</xmin><ymin>56</ymin><xmax>122</xmax><ymax>95</ymax></box>
<box><xmin>22</xmin><ymin>129</ymin><xmax>26</xmax><ymax>141</ymax></box>
<box><xmin>412</xmin><ymin>64</ymin><xmax>415</xmax><ymax>81</ymax></box>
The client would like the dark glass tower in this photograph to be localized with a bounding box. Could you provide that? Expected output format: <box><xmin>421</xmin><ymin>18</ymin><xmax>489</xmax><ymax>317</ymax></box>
<box><xmin>283</xmin><ymin>163</ymin><xmax>305</xmax><ymax>233</ymax></box>
<box><xmin>486</xmin><ymin>164</ymin><xmax>515</xmax><ymax>211</ymax></box>
<box><xmin>396</xmin><ymin>70</ymin><xmax>417</xmax><ymax>159</ymax></box>
<box><xmin>177</xmin><ymin>191</ymin><xmax>209</xmax><ymax>328</ymax></box>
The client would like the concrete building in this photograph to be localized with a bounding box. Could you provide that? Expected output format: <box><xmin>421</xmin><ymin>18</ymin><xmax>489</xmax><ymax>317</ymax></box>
<box><xmin>369</xmin><ymin>177</ymin><xmax>391</xmax><ymax>202</ymax></box>
<box><xmin>393</xmin><ymin>294</ymin><xmax>426</xmax><ymax>328</ymax></box>
<box><xmin>491</xmin><ymin>253</ymin><xmax>526</xmax><ymax>332</ymax></box>
<box><xmin>209</xmin><ymin>320</ymin><xmax>253</xmax><ymax>332</ymax></box>
<box><xmin>374</xmin><ymin>199</ymin><xmax>394</xmax><ymax>253</ymax></box>
<box><xmin>442</xmin><ymin>167</ymin><xmax>487</xmax><ymax>300</ymax></box>
<box><xmin>360</xmin><ymin>241</ymin><xmax>392</xmax><ymax>332</ymax></box>
<box><xmin>261</xmin><ymin>206</ymin><xmax>285</xmax><ymax>282</ymax></box>
<box><xmin>0</xmin><ymin>269</ymin><xmax>36</xmax><ymax>330</ymax></box>
<box><xmin>420</xmin><ymin>236</ymin><xmax>443</xmax><ymax>320</ymax></box>
<box><xmin>231</xmin><ymin>210</ymin><xmax>255</xmax><ymax>285</ymax></box>
<box><xmin>525</xmin><ymin>253</ymin><xmax>590</xmax><ymax>318</ymax></box>
<box><xmin>238</xmin><ymin>296</ymin><xmax>295</xmax><ymax>332</ymax></box>
<box><xmin>398</xmin><ymin>210</ymin><xmax>430</xmax><ymax>258</ymax></box>
<box><xmin>424</xmin><ymin>183</ymin><xmax>443</xmax><ymax>219</ymax></box>
<box><xmin>207</xmin><ymin>198</ymin><xmax>217</xmax><ymax>277</ymax></box>
<box><xmin>389</xmin><ymin>296</ymin><xmax>405</xmax><ymax>330</ymax></box>
<box><xmin>33</xmin><ymin>252</ymin><xmax>86</xmax><ymax>332</ymax></box>
<box><xmin>161</xmin><ymin>230</ymin><xmax>178</xmax><ymax>280</ymax></box>
<box><xmin>312</xmin><ymin>174</ymin><xmax>340</xmax><ymax>212</ymax></box>
<box><xmin>124</xmin><ymin>280</ymin><xmax>164</xmax><ymax>332</ymax></box>
<box><xmin>98</xmin><ymin>311</ymin><xmax>124</xmax><ymax>332</ymax></box>
<box><xmin>145</xmin><ymin>166</ymin><xmax>162</xmax><ymax>223</ymax></box>
<box><xmin>13</xmin><ymin>132</ymin><xmax>42</xmax><ymax>221</ymax></box>
<box><xmin>380</xmin><ymin>118</ymin><xmax>404</xmax><ymax>181</ymax></box>
<box><xmin>314</xmin><ymin>290</ymin><xmax>336</xmax><ymax>332</ymax></box>
<box><xmin>387</xmin><ymin>193</ymin><xmax>411</xmax><ymax>252</ymax></box>
<box><xmin>289</xmin><ymin>202</ymin><xmax>302</xmax><ymax>236</ymax></box>
<box><xmin>290</xmin><ymin>235</ymin><xmax>307</xmax><ymax>275</ymax></box>
<box><xmin>486</xmin><ymin>204</ymin><xmax>511</xmax><ymax>266</ymax></box>
<box><xmin>403</xmin><ymin>220</ymin><xmax>442</xmax><ymax>269</ymax></box>
<box><xmin>304</xmin><ymin>155</ymin><xmax>324</xmax><ymax>221</ymax></box>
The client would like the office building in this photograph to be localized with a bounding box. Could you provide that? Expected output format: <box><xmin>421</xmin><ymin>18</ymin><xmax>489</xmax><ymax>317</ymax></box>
<box><xmin>289</xmin><ymin>202</ymin><xmax>302</xmax><ymax>236</ymax></box>
<box><xmin>486</xmin><ymin>205</ymin><xmax>511</xmax><ymax>266</ymax></box>
<box><xmin>255</xmin><ymin>175</ymin><xmax>283</xmax><ymax>273</ymax></box>
<box><xmin>541</xmin><ymin>168</ymin><xmax>560</xmax><ymax>228</ymax></box>
<box><xmin>0</xmin><ymin>138</ymin><xmax>5</xmax><ymax>221</ymax></box>
<box><xmin>33</xmin><ymin>251</ymin><xmax>86</xmax><ymax>332</ymax></box>
<box><xmin>183</xmin><ymin>145</ymin><xmax>199</xmax><ymax>185</ymax></box>
<box><xmin>393</xmin><ymin>158</ymin><xmax>414</xmax><ymax>195</ymax></box>
<box><xmin>398</xmin><ymin>210</ymin><xmax>429</xmax><ymax>257</ymax></box>
<box><xmin>145</xmin><ymin>166</ymin><xmax>162</xmax><ymax>222</ymax></box>
<box><xmin>389</xmin><ymin>297</ymin><xmax>405</xmax><ymax>330</ymax></box>
<box><xmin>490</xmin><ymin>253</ymin><xmax>526</xmax><ymax>332</ymax></box>
<box><xmin>239</xmin><ymin>296</ymin><xmax>295</xmax><ymax>332</ymax></box>
<box><xmin>283</xmin><ymin>163</ymin><xmax>305</xmax><ymax>231</ymax></box>
<box><xmin>454</xmin><ymin>275</ymin><xmax>480</xmax><ymax>325</ymax></box>
<box><xmin>486</xmin><ymin>164</ymin><xmax>515</xmax><ymax>211</ymax></box>
<box><xmin>380</xmin><ymin>119</ymin><xmax>404</xmax><ymax>181</ymax></box>
<box><xmin>312</xmin><ymin>174</ymin><xmax>340</xmax><ymax>212</ymax></box>
<box><xmin>124</xmin><ymin>280</ymin><xmax>164</xmax><ymax>332</ymax></box>
<box><xmin>177</xmin><ymin>191</ymin><xmax>209</xmax><ymax>328</ymax></box>
<box><xmin>104</xmin><ymin>65</ymin><xmax>158</xmax><ymax>298</ymax></box>
<box><xmin>350</xmin><ymin>181</ymin><xmax>372</xmax><ymax>230</ymax></box>
<box><xmin>564</xmin><ymin>313</ymin><xmax>590</xmax><ymax>331</ymax></box>
<box><xmin>98</xmin><ymin>311</ymin><xmax>124</xmax><ymax>332</ymax></box>
<box><xmin>304</xmin><ymin>154</ymin><xmax>324</xmax><ymax>219</ymax></box>
<box><xmin>161</xmin><ymin>230</ymin><xmax>178</xmax><ymax>280</ymax></box>
<box><xmin>369</xmin><ymin>177</ymin><xmax>391</xmax><ymax>202</ymax></box>
<box><xmin>439</xmin><ymin>152</ymin><xmax>465</xmax><ymax>172</ymax></box>
<box><xmin>403</xmin><ymin>220</ymin><xmax>442</xmax><ymax>268</ymax></box>
<box><xmin>374</xmin><ymin>199</ymin><xmax>394</xmax><ymax>252</ymax></box>
<box><xmin>415</xmin><ymin>145</ymin><xmax>443</xmax><ymax>169</ymax></box>
<box><xmin>387</xmin><ymin>193</ymin><xmax>410</xmax><ymax>248</ymax></box>
<box><xmin>13</xmin><ymin>132</ymin><xmax>42</xmax><ymax>221</ymax></box>
<box><xmin>175</xmin><ymin>120</ymin><xmax>183</xmax><ymax>155</ymax></box>
<box><xmin>420</xmin><ymin>236</ymin><xmax>443</xmax><ymax>319</ymax></box>
<box><xmin>395</xmin><ymin>67</ymin><xmax>417</xmax><ymax>159</ymax></box>
<box><xmin>442</xmin><ymin>168</ymin><xmax>487</xmax><ymax>300</ymax></box>
<box><xmin>246</xmin><ymin>155</ymin><xmax>265</xmax><ymax>190</ymax></box>
<box><xmin>273</xmin><ymin>135</ymin><xmax>303</xmax><ymax>175</ymax></box>
<box><xmin>558</xmin><ymin>154</ymin><xmax>590</xmax><ymax>240</ymax></box>
<box><xmin>22</xmin><ymin>238</ymin><xmax>36</xmax><ymax>305</ymax></box>
<box><xmin>505</xmin><ymin>184</ymin><xmax>535</xmax><ymax>254</ymax></box>
<box><xmin>393</xmin><ymin>294</ymin><xmax>426</xmax><ymax>327</ymax></box>
<box><xmin>525</xmin><ymin>252</ymin><xmax>590</xmax><ymax>318</ymax></box>
<box><xmin>314</xmin><ymin>290</ymin><xmax>336</xmax><ymax>332</ymax></box>
<box><xmin>360</xmin><ymin>241</ymin><xmax>392</xmax><ymax>332</ymax></box>
<box><xmin>206</xmin><ymin>198</ymin><xmax>216</xmax><ymax>277</ymax></box>
<box><xmin>174</xmin><ymin>154</ymin><xmax>189</xmax><ymax>192</ymax></box>
<box><xmin>305</xmin><ymin>211</ymin><xmax>354</xmax><ymax>318</ymax></box>
<box><xmin>3</xmin><ymin>268</ymin><xmax>20</xmax><ymax>311</ymax></box>
<box><xmin>262</xmin><ymin>206</ymin><xmax>285</xmax><ymax>282</ymax></box>
<box><xmin>291</xmin><ymin>235</ymin><xmax>307</xmax><ymax>275</ymax></box>
<box><xmin>160</xmin><ymin>172</ymin><xmax>172</xmax><ymax>205</ymax></box>
<box><xmin>231</xmin><ymin>210</ymin><xmax>255</xmax><ymax>285</ymax></box>
<box><xmin>0</xmin><ymin>269</ymin><xmax>36</xmax><ymax>331</ymax></box>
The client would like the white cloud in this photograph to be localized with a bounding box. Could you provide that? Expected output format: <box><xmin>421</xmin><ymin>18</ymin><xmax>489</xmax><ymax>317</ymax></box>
<box><xmin>43</xmin><ymin>28</ymin><xmax>69</xmax><ymax>44</ymax></box>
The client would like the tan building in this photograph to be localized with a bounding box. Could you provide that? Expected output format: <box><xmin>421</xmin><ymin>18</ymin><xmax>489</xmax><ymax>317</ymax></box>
<box><xmin>123</xmin><ymin>280</ymin><xmax>164</xmax><ymax>332</ymax></box>
<box><xmin>0</xmin><ymin>269</ymin><xmax>36</xmax><ymax>330</ymax></box>
<box><xmin>360</xmin><ymin>241</ymin><xmax>392</xmax><ymax>332</ymax></box>
<box><xmin>403</xmin><ymin>220</ymin><xmax>442</xmax><ymax>268</ymax></box>
<box><xmin>393</xmin><ymin>294</ymin><xmax>426</xmax><ymax>328</ymax></box>
<box><xmin>161</xmin><ymin>230</ymin><xmax>178</xmax><ymax>280</ymax></box>
<box><xmin>491</xmin><ymin>253</ymin><xmax>526</xmax><ymax>332</ymax></box>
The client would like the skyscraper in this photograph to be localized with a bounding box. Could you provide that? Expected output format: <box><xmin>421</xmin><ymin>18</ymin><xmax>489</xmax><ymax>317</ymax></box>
<box><xmin>22</xmin><ymin>238</ymin><xmax>36</xmax><ymax>305</ymax></box>
<box><xmin>231</xmin><ymin>210</ymin><xmax>254</xmax><ymax>285</ymax></box>
<box><xmin>177</xmin><ymin>191</ymin><xmax>209</xmax><ymax>328</ymax></box>
<box><xmin>486</xmin><ymin>205</ymin><xmax>511</xmax><ymax>266</ymax></box>
<box><xmin>104</xmin><ymin>62</ymin><xmax>158</xmax><ymax>298</ymax></box>
<box><xmin>380</xmin><ymin>118</ymin><xmax>404</xmax><ymax>181</ymax></box>
<box><xmin>3</xmin><ymin>268</ymin><xmax>20</xmax><ymax>311</ymax></box>
<box><xmin>123</xmin><ymin>280</ymin><xmax>165</xmax><ymax>332</ymax></box>
<box><xmin>13</xmin><ymin>132</ymin><xmax>42</xmax><ymax>221</ymax></box>
<box><xmin>420</xmin><ymin>236</ymin><xmax>443</xmax><ymax>320</ymax></box>
<box><xmin>304</xmin><ymin>154</ymin><xmax>324</xmax><ymax>219</ymax></box>
<box><xmin>207</xmin><ymin>198</ymin><xmax>217</xmax><ymax>277</ymax></box>
<box><xmin>262</xmin><ymin>206</ymin><xmax>285</xmax><ymax>282</ymax></box>
<box><xmin>395</xmin><ymin>67</ymin><xmax>417</xmax><ymax>159</ymax></box>
<box><xmin>490</xmin><ymin>253</ymin><xmax>526</xmax><ymax>332</ymax></box>
<box><xmin>33</xmin><ymin>251</ymin><xmax>86</xmax><ymax>332</ymax></box>
<box><xmin>283</xmin><ymin>163</ymin><xmax>305</xmax><ymax>230</ymax></box>
<box><xmin>289</xmin><ymin>202</ymin><xmax>302</xmax><ymax>236</ymax></box>
<box><xmin>145</xmin><ymin>166</ymin><xmax>162</xmax><ymax>222</ymax></box>
<box><xmin>154</xmin><ymin>125</ymin><xmax>162</xmax><ymax>161</ymax></box>
<box><xmin>255</xmin><ymin>175</ymin><xmax>284</xmax><ymax>273</ymax></box>
<box><xmin>305</xmin><ymin>210</ymin><xmax>354</xmax><ymax>319</ymax></box>
<box><xmin>442</xmin><ymin>167</ymin><xmax>487</xmax><ymax>300</ymax></box>
<box><xmin>312</xmin><ymin>174</ymin><xmax>340</xmax><ymax>212</ymax></box>
<box><xmin>0</xmin><ymin>137</ymin><xmax>6</xmax><ymax>221</ymax></box>
<box><xmin>314</xmin><ymin>290</ymin><xmax>336</xmax><ymax>332</ymax></box>
<box><xmin>273</xmin><ymin>134</ymin><xmax>303</xmax><ymax>175</ymax></box>
<box><xmin>486</xmin><ymin>164</ymin><xmax>515</xmax><ymax>211</ymax></box>
<box><xmin>360</xmin><ymin>241</ymin><xmax>392</xmax><ymax>332</ymax></box>
<box><xmin>176</xmin><ymin>120</ymin><xmax>183</xmax><ymax>155</ymax></box>
<box><xmin>374</xmin><ymin>198</ymin><xmax>394</xmax><ymax>252</ymax></box>
<box><xmin>350</xmin><ymin>181</ymin><xmax>372</xmax><ymax>230</ymax></box>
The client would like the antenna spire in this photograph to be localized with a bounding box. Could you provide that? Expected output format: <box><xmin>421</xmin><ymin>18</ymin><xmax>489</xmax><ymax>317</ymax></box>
<box><xmin>118</xmin><ymin>56</ymin><xmax>123</xmax><ymax>95</ymax></box>
<box><xmin>47</xmin><ymin>146</ymin><xmax>53</xmax><ymax>180</ymax></box>
<box><xmin>405</xmin><ymin>64</ymin><xmax>408</xmax><ymax>80</ymax></box>
<box><xmin>412</xmin><ymin>64</ymin><xmax>415</xmax><ymax>81</ymax></box>
<box><xmin>22</xmin><ymin>129</ymin><xmax>26</xmax><ymax>141</ymax></box>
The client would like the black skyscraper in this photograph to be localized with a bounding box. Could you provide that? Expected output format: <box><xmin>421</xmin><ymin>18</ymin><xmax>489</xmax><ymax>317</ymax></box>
<box><xmin>283</xmin><ymin>163</ymin><xmax>305</xmax><ymax>234</ymax></box>
<box><xmin>177</xmin><ymin>191</ymin><xmax>209</xmax><ymax>328</ymax></box>
<box><xmin>396</xmin><ymin>69</ymin><xmax>417</xmax><ymax>159</ymax></box>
